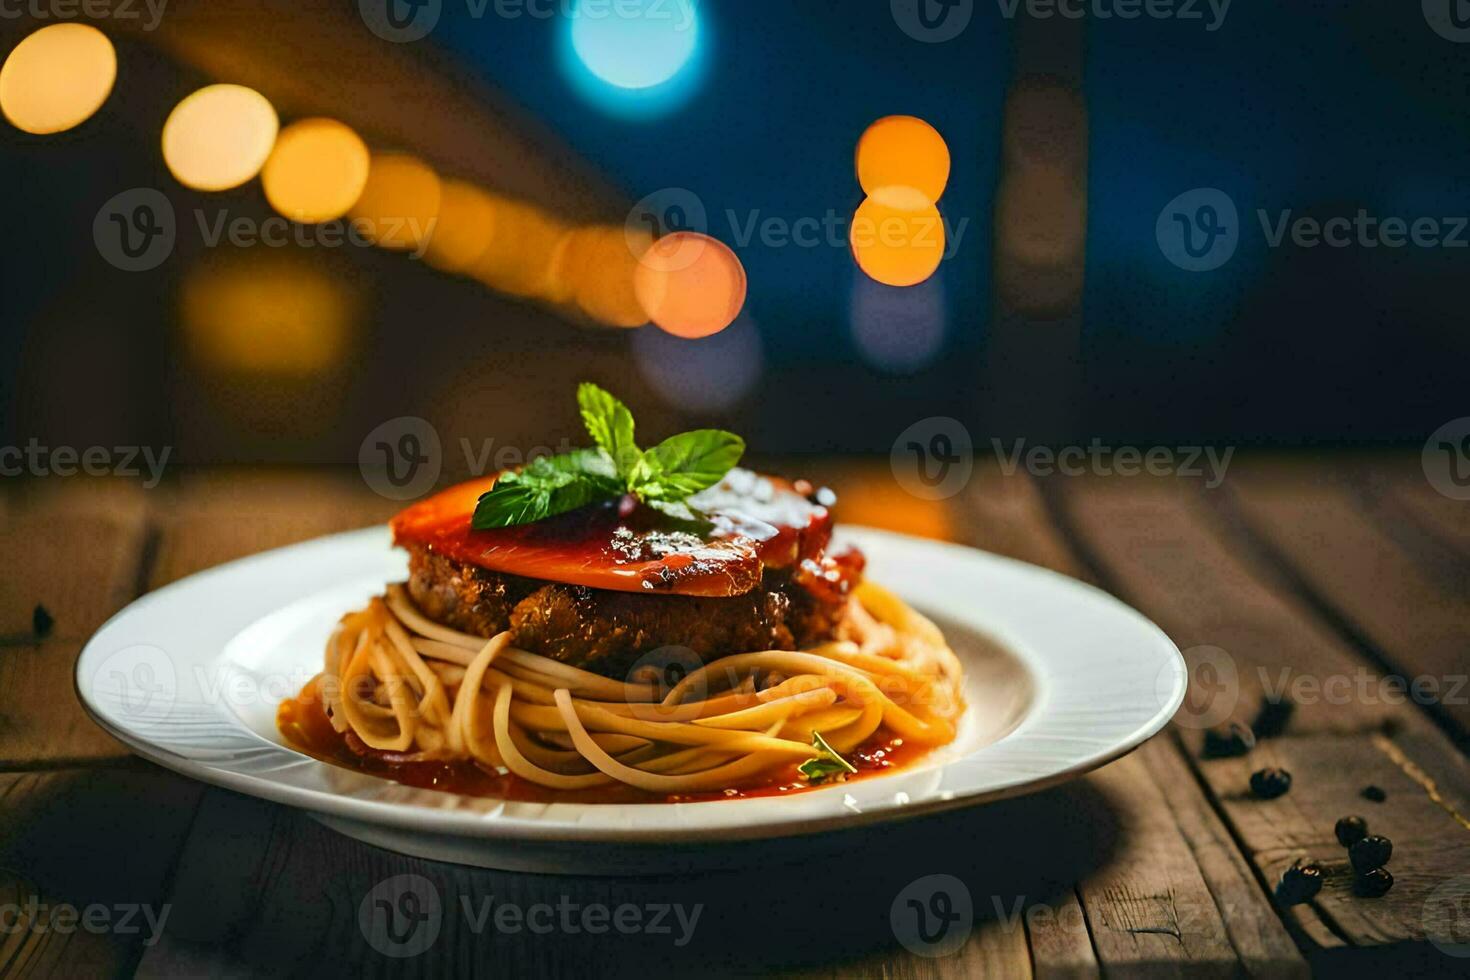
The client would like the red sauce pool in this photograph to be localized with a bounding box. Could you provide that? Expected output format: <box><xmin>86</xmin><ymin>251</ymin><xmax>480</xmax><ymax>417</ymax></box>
<box><xmin>277</xmin><ymin>679</ymin><xmax>930</xmax><ymax>805</ymax></box>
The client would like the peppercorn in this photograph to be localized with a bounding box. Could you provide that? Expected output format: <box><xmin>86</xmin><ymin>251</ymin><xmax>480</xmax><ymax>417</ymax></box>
<box><xmin>1361</xmin><ymin>785</ymin><xmax>1387</xmax><ymax>803</ymax></box>
<box><xmin>1276</xmin><ymin>862</ymin><xmax>1324</xmax><ymax>905</ymax></box>
<box><xmin>1348</xmin><ymin>835</ymin><xmax>1393</xmax><ymax>873</ymax></box>
<box><xmin>1354</xmin><ymin>868</ymin><xmax>1394</xmax><ymax>897</ymax></box>
<box><xmin>1203</xmin><ymin>722</ymin><xmax>1256</xmax><ymax>759</ymax></box>
<box><xmin>1250</xmin><ymin>767</ymin><xmax>1292</xmax><ymax>799</ymax></box>
<box><xmin>1251</xmin><ymin>697</ymin><xmax>1295</xmax><ymax>738</ymax></box>
<box><xmin>32</xmin><ymin>603</ymin><xmax>54</xmax><ymax>638</ymax></box>
<box><xmin>1334</xmin><ymin>816</ymin><xmax>1368</xmax><ymax>847</ymax></box>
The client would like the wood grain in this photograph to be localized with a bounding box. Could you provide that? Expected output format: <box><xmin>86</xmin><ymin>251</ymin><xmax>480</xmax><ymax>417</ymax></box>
<box><xmin>1051</xmin><ymin>468</ymin><xmax>1470</xmax><ymax>960</ymax></box>
<box><xmin>139</xmin><ymin>778</ymin><xmax>1117</xmax><ymax>978</ymax></box>
<box><xmin>1208</xmin><ymin>733</ymin><xmax>1470</xmax><ymax>945</ymax></box>
<box><xmin>1052</xmin><ymin>475</ymin><xmax>1408</xmax><ymax>739</ymax></box>
<box><xmin>0</xmin><ymin>484</ymin><xmax>152</xmax><ymax>764</ymax></box>
<box><xmin>1074</xmin><ymin>749</ymin><xmax>1240</xmax><ymax>976</ymax></box>
<box><xmin>0</xmin><ymin>641</ymin><xmax>129</xmax><ymax>766</ymax></box>
<box><xmin>1387</xmin><ymin>478</ymin><xmax>1470</xmax><ymax>561</ymax></box>
<box><xmin>0</xmin><ymin>767</ymin><xmax>203</xmax><ymax>978</ymax></box>
<box><xmin>0</xmin><ymin>512</ymin><xmax>146</xmax><ymax>643</ymax></box>
<box><xmin>1340</xmin><ymin>452</ymin><xmax>1470</xmax><ymax>563</ymax></box>
<box><xmin>1226</xmin><ymin>460</ymin><xmax>1470</xmax><ymax>737</ymax></box>
<box><xmin>148</xmin><ymin>470</ymin><xmax>398</xmax><ymax>588</ymax></box>
<box><xmin>955</xmin><ymin>461</ymin><xmax>1305</xmax><ymax>976</ymax></box>
<box><xmin>1023</xmin><ymin>889</ymin><xmax>1099</xmax><ymax>980</ymax></box>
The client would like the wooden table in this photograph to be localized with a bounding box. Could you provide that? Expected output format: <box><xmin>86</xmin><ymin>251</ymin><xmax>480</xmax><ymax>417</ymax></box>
<box><xmin>3</xmin><ymin>453</ymin><xmax>1468</xmax><ymax>977</ymax></box>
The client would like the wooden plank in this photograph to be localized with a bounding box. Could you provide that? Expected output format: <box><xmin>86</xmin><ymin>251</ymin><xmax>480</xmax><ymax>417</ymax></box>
<box><xmin>1387</xmin><ymin>478</ymin><xmax>1470</xmax><ymax>560</ymax></box>
<box><xmin>0</xmin><ymin>512</ymin><xmax>146</xmax><ymax>643</ymax></box>
<box><xmin>1208</xmin><ymin>732</ymin><xmax>1470</xmax><ymax>949</ymax></box>
<box><xmin>1057</xmin><ymin>475</ymin><xmax>1419</xmax><ymax>739</ymax></box>
<box><xmin>0</xmin><ymin>481</ymin><xmax>152</xmax><ymax>763</ymax></box>
<box><xmin>1226</xmin><ymin>459</ymin><xmax>1470</xmax><ymax>737</ymax></box>
<box><xmin>143</xmin><ymin>781</ymin><xmax>1120</xmax><ymax>978</ymax></box>
<box><xmin>0</xmin><ymin>766</ymin><xmax>204</xmax><ymax>979</ymax></box>
<box><xmin>1348</xmin><ymin>451</ymin><xmax>1470</xmax><ymax>562</ymax></box>
<box><xmin>1141</xmin><ymin>737</ymin><xmax>1312</xmax><ymax>977</ymax></box>
<box><xmin>148</xmin><ymin>470</ymin><xmax>398</xmax><ymax>588</ymax></box>
<box><xmin>0</xmin><ymin>475</ymin><xmax>150</xmax><ymax>523</ymax></box>
<box><xmin>1052</xmin><ymin>469</ymin><xmax>1470</xmax><ymax>960</ymax></box>
<box><xmin>1076</xmin><ymin>750</ymin><xmax>1239</xmax><ymax>976</ymax></box>
<box><xmin>0</xmin><ymin>641</ymin><xmax>129</xmax><ymax>765</ymax></box>
<box><xmin>0</xmin><ymin>471</ymin><xmax>401</xmax><ymax>794</ymax></box>
<box><xmin>1023</xmin><ymin>890</ymin><xmax>1099</xmax><ymax>980</ymax></box>
<box><xmin>792</xmin><ymin>918</ymin><xmax>1034</xmax><ymax>980</ymax></box>
<box><xmin>955</xmin><ymin>461</ymin><xmax>1305</xmax><ymax>976</ymax></box>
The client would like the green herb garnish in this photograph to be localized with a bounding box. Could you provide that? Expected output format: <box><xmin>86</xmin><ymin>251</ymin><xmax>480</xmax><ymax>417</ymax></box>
<box><xmin>471</xmin><ymin>383</ymin><xmax>745</xmax><ymax>530</ymax></box>
<box><xmin>797</xmin><ymin>731</ymin><xmax>858</xmax><ymax>784</ymax></box>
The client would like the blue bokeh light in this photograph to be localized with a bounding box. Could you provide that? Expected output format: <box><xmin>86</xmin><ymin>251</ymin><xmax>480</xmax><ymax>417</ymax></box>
<box><xmin>633</xmin><ymin>314</ymin><xmax>763</xmax><ymax>413</ymax></box>
<box><xmin>562</xmin><ymin>0</ymin><xmax>702</xmax><ymax>116</ymax></box>
<box><xmin>849</xmin><ymin>274</ymin><xmax>947</xmax><ymax>374</ymax></box>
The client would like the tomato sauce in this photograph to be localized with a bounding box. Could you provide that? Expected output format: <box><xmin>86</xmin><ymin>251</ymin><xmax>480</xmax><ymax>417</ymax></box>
<box><xmin>277</xmin><ymin>679</ymin><xmax>930</xmax><ymax>805</ymax></box>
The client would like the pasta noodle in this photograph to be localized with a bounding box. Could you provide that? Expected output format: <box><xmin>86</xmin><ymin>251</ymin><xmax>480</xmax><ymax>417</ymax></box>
<box><xmin>303</xmin><ymin>580</ymin><xmax>965</xmax><ymax>795</ymax></box>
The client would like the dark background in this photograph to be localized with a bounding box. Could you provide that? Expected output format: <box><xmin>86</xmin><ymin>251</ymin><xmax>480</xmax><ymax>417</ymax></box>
<box><xmin>1</xmin><ymin>0</ymin><xmax>1466</xmax><ymax>473</ymax></box>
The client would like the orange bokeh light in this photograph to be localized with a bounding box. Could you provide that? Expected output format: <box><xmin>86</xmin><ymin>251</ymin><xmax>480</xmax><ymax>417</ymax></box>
<box><xmin>180</xmin><ymin>257</ymin><xmax>354</xmax><ymax>376</ymax></box>
<box><xmin>559</xmin><ymin>225</ymin><xmax>651</xmax><ymax>328</ymax></box>
<box><xmin>349</xmin><ymin>153</ymin><xmax>442</xmax><ymax>252</ymax></box>
<box><xmin>0</xmin><ymin>24</ymin><xmax>116</xmax><ymax>135</ymax></box>
<box><xmin>262</xmin><ymin>118</ymin><xmax>370</xmax><ymax>223</ymax></box>
<box><xmin>162</xmin><ymin>84</ymin><xmax>278</xmax><ymax>191</ymax></box>
<box><xmin>469</xmin><ymin>197</ymin><xmax>567</xmax><ymax>299</ymax></box>
<box><xmin>422</xmin><ymin>179</ymin><xmax>498</xmax><ymax>274</ymax></box>
<box><xmin>856</xmin><ymin>115</ymin><xmax>950</xmax><ymax>205</ymax></box>
<box><xmin>634</xmin><ymin>232</ymin><xmax>747</xmax><ymax>339</ymax></box>
<box><xmin>850</xmin><ymin>188</ymin><xmax>946</xmax><ymax>288</ymax></box>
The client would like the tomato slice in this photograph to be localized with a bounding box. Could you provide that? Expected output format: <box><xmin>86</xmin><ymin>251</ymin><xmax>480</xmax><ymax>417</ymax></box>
<box><xmin>390</xmin><ymin>469</ymin><xmax>840</xmax><ymax>597</ymax></box>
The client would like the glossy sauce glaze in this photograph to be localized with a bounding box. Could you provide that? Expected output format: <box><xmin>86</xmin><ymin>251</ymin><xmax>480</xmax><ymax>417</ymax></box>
<box><xmin>277</xmin><ymin>678</ymin><xmax>930</xmax><ymax>805</ymax></box>
<box><xmin>391</xmin><ymin>469</ymin><xmax>857</xmax><ymax>598</ymax></box>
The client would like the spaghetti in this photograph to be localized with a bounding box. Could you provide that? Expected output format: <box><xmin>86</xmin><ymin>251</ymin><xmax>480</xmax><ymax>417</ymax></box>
<box><xmin>293</xmin><ymin>580</ymin><xmax>965</xmax><ymax>797</ymax></box>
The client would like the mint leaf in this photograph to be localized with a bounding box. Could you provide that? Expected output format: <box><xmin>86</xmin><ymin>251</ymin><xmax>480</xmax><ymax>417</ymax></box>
<box><xmin>471</xmin><ymin>385</ymin><xmax>746</xmax><ymax>530</ymax></box>
<box><xmin>797</xmin><ymin>757</ymin><xmax>854</xmax><ymax>784</ymax></box>
<box><xmin>534</xmin><ymin>447</ymin><xmax>618</xmax><ymax>481</ymax></box>
<box><xmin>629</xmin><ymin>430</ymin><xmax>745</xmax><ymax>501</ymax></box>
<box><xmin>645</xmin><ymin>499</ymin><xmax>716</xmax><ymax>534</ymax></box>
<box><xmin>578</xmin><ymin>383</ymin><xmax>640</xmax><ymax>479</ymax></box>
<box><xmin>472</xmin><ymin>451</ymin><xmax>623</xmax><ymax>530</ymax></box>
<box><xmin>798</xmin><ymin>731</ymin><xmax>857</xmax><ymax>784</ymax></box>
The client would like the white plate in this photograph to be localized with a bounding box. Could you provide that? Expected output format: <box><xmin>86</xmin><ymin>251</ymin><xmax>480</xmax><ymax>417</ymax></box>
<box><xmin>76</xmin><ymin>526</ymin><xmax>1185</xmax><ymax>874</ymax></box>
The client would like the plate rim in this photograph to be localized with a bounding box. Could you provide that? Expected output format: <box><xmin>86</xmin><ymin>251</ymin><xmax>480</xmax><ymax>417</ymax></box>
<box><xmin>76</xmin><ymin>524</ymin><xmax>1186</xmax><ymax>844</ymax></box>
